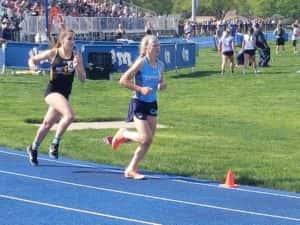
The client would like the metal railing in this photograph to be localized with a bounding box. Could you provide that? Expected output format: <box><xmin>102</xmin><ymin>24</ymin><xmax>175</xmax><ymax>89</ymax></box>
<box><xmin>19</xmin><ymin>15</ymin><xmax>179</xmax><ymax>42</ymax></box>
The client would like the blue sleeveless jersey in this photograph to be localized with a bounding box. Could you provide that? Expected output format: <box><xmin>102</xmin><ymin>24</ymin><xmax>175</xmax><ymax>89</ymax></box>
<box><xmin>133</xmin><ymin>58</ymin><xmax>163</xmax><ymax>102</ymax></box>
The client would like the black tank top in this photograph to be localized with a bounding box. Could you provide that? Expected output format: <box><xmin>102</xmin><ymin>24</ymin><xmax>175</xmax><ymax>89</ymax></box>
<box><xmin>45</xmin><ymin>49</ymin><xmax>75</xmax><ymax>98</ymax></box>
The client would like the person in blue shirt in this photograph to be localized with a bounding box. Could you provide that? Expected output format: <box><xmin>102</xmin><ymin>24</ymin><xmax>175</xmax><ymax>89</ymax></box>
<box><xmin>111</xmin><ymin>35</ymin><xmax>167</xmax><ymax>179</ymax></box>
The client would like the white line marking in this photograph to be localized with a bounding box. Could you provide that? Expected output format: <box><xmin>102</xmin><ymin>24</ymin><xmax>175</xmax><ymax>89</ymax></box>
<box><xmin>0</xmin><ymin>150</ymin><xmax>97</xmax><ymax>168</ymax></box>
<box><xmin>1</xmin><ymin>149</ymin><xmax>300</xmax><ymax>200</ymax></box>
<box><xmin>1</xmin><ymin>170</ymin><xmax>300</xmax><ymax>222</ymax></box>
<box><xmin>174</xmin><ymin>179</ymin><xmax>300</xmax><ymax>199</ymax></box>
<box><xmin>0</xmin><ymin>194</ymin><xmax>162</xmax><ymax>225</ymax></box>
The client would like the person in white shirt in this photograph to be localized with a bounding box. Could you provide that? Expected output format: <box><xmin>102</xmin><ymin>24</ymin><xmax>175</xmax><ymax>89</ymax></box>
<box><xmin>242</xmin><ymin>27</ymin><xmax>259</xmax><ymax>74</ymax></box>
<box><xmin>218</xmin><ymin>28</ymin><xmax>235</xmax><ymax>75</ymax></box>
<box><xmin>184</xmin><ymin>20</ymin><xmax>193</xmax><ymax>39</ymax></box>
<box><xmin>291</xmin><ymin>22</ymin><xmax>300</xmax><ymax>54</ymax></box>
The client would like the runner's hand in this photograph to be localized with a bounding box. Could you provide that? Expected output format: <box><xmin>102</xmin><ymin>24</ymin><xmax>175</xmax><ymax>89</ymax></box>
<box><xmin>140</xmin><ymin>86</ymin><xmax>152</xmax><ymax>95</ymax></box>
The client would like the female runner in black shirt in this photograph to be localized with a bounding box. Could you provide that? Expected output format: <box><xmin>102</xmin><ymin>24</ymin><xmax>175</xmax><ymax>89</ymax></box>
<box><xmin>27</xmin><ymin>29</ymin><xmax>86</xmax><ymax>166</ymax></box>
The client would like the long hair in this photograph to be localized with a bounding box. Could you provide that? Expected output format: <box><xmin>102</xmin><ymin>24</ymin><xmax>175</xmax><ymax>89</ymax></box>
<box><xmin>248</xmin><ymin>27</ymin><xmax>254</xmax><ymax>36</ymax></box>
<box><xmin>139</xmin><ymin>35</ymin><xmax>159</xmax><ymax>57</ymax></box>
<box><xmin>50</xmin><ymin>29</ymin><xmax>75</xmax><ymax>49</ymax></box>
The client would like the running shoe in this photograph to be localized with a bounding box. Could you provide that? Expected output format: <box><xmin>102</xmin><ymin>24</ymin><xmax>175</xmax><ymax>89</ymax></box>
<box><xmin>112</xmin><ymin>128</ymin><xmax>126</xmax><ymax>150</ymax></box>
<box><xmin>26</xmin><ymin>145</ymin><xmax>38</xmax><ymax>166</ymax></box>
<box><xmin>49</xmin><ymin>143</ymin><xmax>59</xmax><ymax>159</ymax></box>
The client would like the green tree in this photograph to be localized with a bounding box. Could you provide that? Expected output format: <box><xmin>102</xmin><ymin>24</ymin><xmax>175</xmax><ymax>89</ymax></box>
<box><xmin>130</xmin><ymin>0</ymin><xmax>300</xmax><ymax>19</ymax></box>
<box><xmin>200</xmin><ymin>0</ymin><xmax>236</xmax><ymax>19</ymax></box>
<box><xmin>232</xmin><ymin>0</ymin><xmax>252</xmax><ymax>17</ymax></box>
<box><xmin>131</xmin><ymin>0</ymin><xmax>173</xmax><ymax>14</ymax></box>
<box><xmin>279</xmin><ymin>0</ymin><xmax>300</xmax><ymax>19</ymax></box>
<box><xmin>171</xmin><ymin>0</ymin><xmax>191</xmax><ymax>14</ymax></box>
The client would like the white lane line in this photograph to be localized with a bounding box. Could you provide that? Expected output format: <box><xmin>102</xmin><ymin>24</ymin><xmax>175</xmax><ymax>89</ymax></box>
<box><xmin>105</xmin><ymin>170</ymin><xmax>300</xmax><ymax>200</ymax></box>
<box><xmin>0</xmin><ymin>194</ymin><xmax>162</xmax><ymax>225</ymax></box>
<box><xmin>174</xmin><ymin>179</ymin><xmax>300</xmax><ymax>199</ymax></box>
<box><xmin>1</xmin><ymin>170</ymin><xmax>300</xmax><ymax>222</ymax></box>
<box><xmin>1</xmin><ymin>149</ymin><xmax>300</xmax><ymax>200</ymax></box>
<box><xmin>0</xmin><ymin>150</ymin><xmax>97</xmax><ymax>168</ymax></box>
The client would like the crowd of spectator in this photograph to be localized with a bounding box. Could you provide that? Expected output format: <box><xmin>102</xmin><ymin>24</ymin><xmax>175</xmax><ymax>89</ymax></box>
<box><xmin>178</xmin><ymin>17</ymin><xmax>279</xmax><ymax>39</ymax></box>
<box><xmin>0</xmin><ymin>0</ymin><xmax>152</xmax><ymax>41</ymax></box>
<box><xmin>53</xmin><ymin>0</ymin><xmax>145</xmax><ymax>18</ymax></box>
<box><xmin>0</xmin><ymin>0</ymin><xmax>296</xmax><ymax>43</ymax></box>
<box><xmin>0</xmin><ymin>0</ymin><xmax>146</xmax><ymax>18</ymax></box>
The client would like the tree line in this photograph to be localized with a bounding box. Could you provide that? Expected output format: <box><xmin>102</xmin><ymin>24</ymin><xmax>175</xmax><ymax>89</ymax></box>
<box><xmin>131</xmin><ymin>0</ymin><xmax>300</xmax><ymax>20</ymax></box>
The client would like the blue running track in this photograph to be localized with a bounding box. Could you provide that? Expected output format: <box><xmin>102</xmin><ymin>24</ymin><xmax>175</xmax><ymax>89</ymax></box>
<box><xmin>0</xmin><ymin>147</ymin><xmax>299</xmax><ymax>225</ymax></box>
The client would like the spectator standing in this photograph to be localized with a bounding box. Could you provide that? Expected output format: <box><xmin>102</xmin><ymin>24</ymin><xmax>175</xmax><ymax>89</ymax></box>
<box><xmin>291</xmin><ymin>21</ymin><xmax>300</xmax><ymax>54</ymax></box>
<box><xmin>48</xmin><ymin>2</ymin><xmax>61</xmax><ymax>33</ymax></box>
<box><xmin>177</xmin><ymin>19</ymin><xmax>185</xmax><ymax>37</ymax></box>
<box><xmin>218</xmin><ymin>28</ymin><xmax>235</xmax><ymax>75</ymax></box>
<box><xmin>242</xmin><ymin>27</ymin><xmax>258</xmax><ymax>74</ymax></box>
<box><xmin>215</xmin><ymin>23</ymin><xmax>223</xmax><ymax>50</ymax></box>
<box><xmin>30</xmin><ymin>1</ymin><xmax>41</xmax><ymax>16</ymax></box>
<box><xmin>254</xmin><ymin>23</ymin><xmax>269</xmax><ymax>49</ymax></box>
<box><xmin>145</xmin><ymin>21</ymin><xmax>154</xmax><ymax>35</ymax></box>
<box><xmin>115</xmin><ymin>23</ymin><xmax>126</xmax><ymax>39</ymax></box>
<box><xmin>254</xmin><ymin>23</ymin><xmax>270</xmax><ymax>67</ymax></box>
<box><xmin>0</xmin><ymin>17</ymin><xmax>13</xmax><ymax>42</ymax></box>
<box><xmin>70</xmin><ymin>7</ymin><xmax>79</xmax><ymax>17</ymax></box>
<box><xmin>184</xmin><ymin>20</ymin><xmax>192</xmax><ymax>39</ymax></box>
<box><xmin>273</xmin><ymin>23</ymin><xmax>286</xmax><ymax>54</ymax></box>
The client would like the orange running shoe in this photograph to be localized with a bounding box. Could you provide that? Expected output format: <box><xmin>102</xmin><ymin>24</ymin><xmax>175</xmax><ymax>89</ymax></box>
<box><xmin>111</xmin><ymin>128</ymin><xmax>126</xmax><ymax>150</ymax></box>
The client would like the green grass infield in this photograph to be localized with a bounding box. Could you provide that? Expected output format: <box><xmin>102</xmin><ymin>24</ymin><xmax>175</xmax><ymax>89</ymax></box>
<box><xmin>0</xmin><ymin>43</ymin><xmax>299</xmax><ymax>192</ymax></box>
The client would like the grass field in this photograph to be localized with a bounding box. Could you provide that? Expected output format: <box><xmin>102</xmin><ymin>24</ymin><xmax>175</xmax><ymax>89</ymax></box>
<box><xmin>0</xmin><ymin>44</ymin><xmax>300</xmax><ymax>192</ymax></box>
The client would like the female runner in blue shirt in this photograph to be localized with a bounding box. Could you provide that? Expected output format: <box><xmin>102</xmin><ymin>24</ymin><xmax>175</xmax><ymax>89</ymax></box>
<box><xmin>112</xmin><ymin>35</ymin><xmax>167</xmax><ymax>179</ymax></box>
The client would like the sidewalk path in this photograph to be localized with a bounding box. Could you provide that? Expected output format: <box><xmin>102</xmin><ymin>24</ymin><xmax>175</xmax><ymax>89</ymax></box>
<box><xmin>34</xmin><ymin>121</ymin><xmax>168</xmax><ymax>131</ymax></box>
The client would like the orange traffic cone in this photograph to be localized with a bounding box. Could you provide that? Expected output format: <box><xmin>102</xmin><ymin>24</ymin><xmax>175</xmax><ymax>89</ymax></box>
<box><xmin>219</xmin><ymin>170</ymin><xmax>239</xmax><ymax>188</ymax></box>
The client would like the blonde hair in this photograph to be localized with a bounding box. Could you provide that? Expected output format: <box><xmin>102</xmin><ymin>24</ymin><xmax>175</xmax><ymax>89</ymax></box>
<box><xmin>139</xmin><ymin>35</ymin><xmax>159</xmax><ymax>57</ymax></box>
<box><xmin>50</xmin><ymin>29</ymin><xmax>75</xmax><ymax>49</ymax></box>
